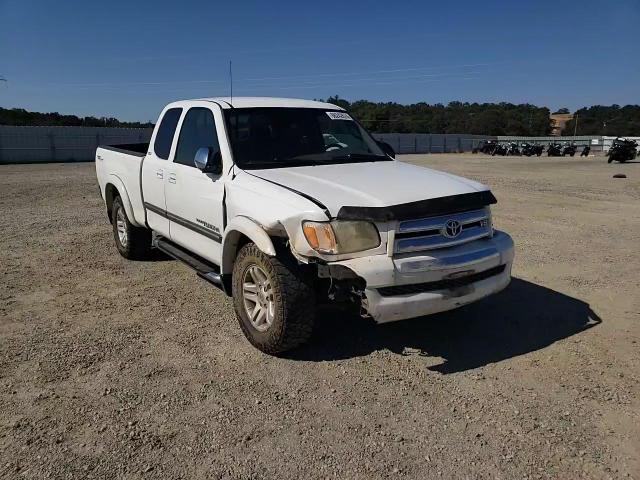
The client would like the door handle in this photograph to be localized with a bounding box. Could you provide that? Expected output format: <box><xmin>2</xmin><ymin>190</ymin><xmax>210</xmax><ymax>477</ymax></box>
<box><xmin>168</xmin><ymin>173</ymin><xmax>177</xmax><ymax>184</ymax></box>
<box><xmin>156</xmin><ymin>170</ymin><xmax>163</xmax><ymax>179</ymax></box>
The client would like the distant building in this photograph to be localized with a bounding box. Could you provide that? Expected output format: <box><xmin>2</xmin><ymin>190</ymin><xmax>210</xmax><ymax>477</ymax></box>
<box><xmin>550</xmin><ymin>113</ymin><xmax>574</xmax><ymax>136</ymax></box>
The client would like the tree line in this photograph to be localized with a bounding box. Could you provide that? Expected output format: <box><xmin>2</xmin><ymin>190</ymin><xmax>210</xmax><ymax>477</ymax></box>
<box><xmin>2</xmin><ymin>101</ymin><xmax>639</xmax><ymax>136</ymax></box>
<box><xmin>561</xmin><ymin>105</ymin><xmax>640</xmax><ymax>137</ymax></box>
<box><xmin>0</xmin><ymin>107</ymin><xmax>153</xmax><ymax>128</ymax></box>
<box><xmin>325</xmin><ymin>96</ymin><xmax>553</xmax><ymax>136</ymax></box>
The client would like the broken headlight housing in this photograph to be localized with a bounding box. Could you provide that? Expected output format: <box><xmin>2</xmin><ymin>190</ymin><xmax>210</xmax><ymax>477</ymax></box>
<box><xmin>302</xmin><ymin>220</ymin><xmax>380</xmax><ymax>255</ymax></box>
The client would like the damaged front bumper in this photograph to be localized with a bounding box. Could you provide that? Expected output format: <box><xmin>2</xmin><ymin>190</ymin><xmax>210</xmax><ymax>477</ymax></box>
<box><xmin>332</xmin><ymin>230</ymin><xmax>514</xmax><ymax>323</ymax></box>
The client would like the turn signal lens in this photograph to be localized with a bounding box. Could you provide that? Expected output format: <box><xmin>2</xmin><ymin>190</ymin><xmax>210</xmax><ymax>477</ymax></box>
<box><xmin>303</xmin><ymin>222</ymin><xmax>337</xmax><ymax>253</ymax></box>
<box><xmin>302</xmin><ymin>220</ymin><xmax>380</xmax><ymax>254</ymax></box>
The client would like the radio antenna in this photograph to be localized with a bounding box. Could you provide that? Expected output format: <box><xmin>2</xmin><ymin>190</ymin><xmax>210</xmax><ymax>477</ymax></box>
<box><xmin>229</xmin><ymin>60</ymin><xmax>233</xmax><ymax>104</ymax></box>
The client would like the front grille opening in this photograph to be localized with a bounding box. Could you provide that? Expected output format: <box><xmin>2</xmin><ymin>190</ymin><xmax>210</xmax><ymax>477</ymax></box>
<box><xmin>395</xmin><ymin>220</ymin><xmax>486</xmax><ymax>240</ymax></box>
<box><xmin>396</xmin><ymin>228</ymin><xmax>440</xmax><ymax>239</ymax></box>
<box><xmin>377</xmin><ymin>264</ymin><xmax>506</xmax><ymax>297</ymax></box>
<box><xmin>394</xmin><ymin>208</ymin><xmax>491</xmax><ymax>254</ymax></box>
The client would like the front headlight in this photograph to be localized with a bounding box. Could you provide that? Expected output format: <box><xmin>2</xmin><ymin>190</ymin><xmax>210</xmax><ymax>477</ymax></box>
<box><xmin>302</xmin><ymin>220</ymin><xmax>380</xmax><ymax>254</ymax></box>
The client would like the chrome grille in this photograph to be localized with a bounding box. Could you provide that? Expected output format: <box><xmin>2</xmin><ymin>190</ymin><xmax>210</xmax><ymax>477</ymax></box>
<box><xmin>394</xmin><ymin>208</ymin><xmax>492</xmax><ymax>254</ymax></box>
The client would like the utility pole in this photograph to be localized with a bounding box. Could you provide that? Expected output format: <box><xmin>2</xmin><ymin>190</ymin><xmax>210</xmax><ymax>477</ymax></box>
<box><xmin>573</xmin><ymin>113</ymin><xmax>578</xmax><ymax>137</ymax></box>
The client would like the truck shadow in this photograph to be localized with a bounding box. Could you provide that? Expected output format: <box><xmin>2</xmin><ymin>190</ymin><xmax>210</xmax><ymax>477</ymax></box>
<box><xmin>288</xmin><ymin>278</ymin><xmax>602</xmax><ymax>374</ymax></box>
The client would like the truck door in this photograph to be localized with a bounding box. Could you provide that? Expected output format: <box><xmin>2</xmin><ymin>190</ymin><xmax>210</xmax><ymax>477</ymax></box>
<box><xmin>165</xmin><ymin>105</ymin><xmax>226</xmax><ymax>265</ymax></box>
<box><xmin>141</xmin><ymin>107</ymin><xmax>182</xmax><ymax>237</ymax></box>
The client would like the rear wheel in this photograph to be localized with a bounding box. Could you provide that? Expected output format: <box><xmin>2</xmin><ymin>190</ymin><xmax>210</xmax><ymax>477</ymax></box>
<box><xmin>111</xmin><ymin>196</ymin><xmax>151</xmax><ymax>260</ymax></box>
<box><xmin>232</xmin><ymin>243</ymin><xmax>315</xmax><ymax>354</ymax></box>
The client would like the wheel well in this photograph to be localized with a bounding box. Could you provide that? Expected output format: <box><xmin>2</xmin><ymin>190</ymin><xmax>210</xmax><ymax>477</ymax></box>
<box><xmin>235</xmin><ymin>233</ymin><xmax>252</xmax><ymax>255</ymax></box>
<box><xmin>220</xmin><ymin>233</ymin><xmax>252</xmax><ymax>294</ymax></box>
<box><xmin>221</xmin><ymin>232</ymin><xmax>290</xmax><ymax>295</ymax></box>
<box><xmin>105</xmin><ymin>184</ymin><xmax>119</xmax><ymax>223</ymax></box>
<box><xmin>226</xmin><ymin>232</ymin><xmax>287</xmax><ymax>269</ymax></box>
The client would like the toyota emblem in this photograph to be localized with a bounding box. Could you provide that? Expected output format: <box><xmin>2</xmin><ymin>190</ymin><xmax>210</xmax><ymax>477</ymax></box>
<box><xmin>443</xmin><ymin>219</ymin><xmax>462</xmax><ymax>238</ymax></box>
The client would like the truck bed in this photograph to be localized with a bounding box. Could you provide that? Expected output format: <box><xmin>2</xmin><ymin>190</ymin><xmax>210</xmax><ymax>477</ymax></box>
<box><xmin>95</xmin><ymin>143</ymin><xmax>148</xmax><ymax>227</ymax></box>
<box><xmin>99</xmin><ymin>142</ymin><xmax>149</xmax><ymax>157</ymax></box>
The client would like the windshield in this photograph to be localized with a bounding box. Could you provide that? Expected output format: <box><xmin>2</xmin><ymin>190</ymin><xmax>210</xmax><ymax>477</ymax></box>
<box><xmin>223</xmin><ymin>107</ymin><xmax>390</xmax><ymax>169</ymax></box>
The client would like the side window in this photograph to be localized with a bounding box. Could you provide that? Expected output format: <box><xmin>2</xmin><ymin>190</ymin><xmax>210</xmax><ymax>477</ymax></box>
<box><xmin>174</xmin><ymin>108</ymin><xmax>220</xmax><ymax>167</ymax></box>
<box><xmin>153</xmin><ymin>108</ymin><xmax>182</xmax><ymax>160</ymax></box>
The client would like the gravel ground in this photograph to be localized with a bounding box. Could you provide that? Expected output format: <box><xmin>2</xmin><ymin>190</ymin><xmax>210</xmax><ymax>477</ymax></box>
<box><xmin>1</xmin><ymin>154</ymin><xmax>639</xmax><ymax>479</ymax></box>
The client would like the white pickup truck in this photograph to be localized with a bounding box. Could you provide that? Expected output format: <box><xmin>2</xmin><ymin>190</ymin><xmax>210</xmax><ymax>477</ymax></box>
<box><xmin>96</xmin><ymin>97</ymin><xmax>514</xmax><ymax>353</ymax></box>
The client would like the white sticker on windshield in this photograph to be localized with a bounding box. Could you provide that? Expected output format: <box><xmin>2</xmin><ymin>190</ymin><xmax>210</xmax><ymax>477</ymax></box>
<box><xmin>326</xmin><ymin>111</ymin><xmax>353</xmax><ymax>121</ymax></box>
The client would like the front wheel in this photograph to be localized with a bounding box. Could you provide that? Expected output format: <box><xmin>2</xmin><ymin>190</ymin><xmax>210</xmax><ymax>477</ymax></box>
<box><xmin>111</xmin><ymin>196</ymin><xmax>151</xmax><ymax>260</ymax></box>
<box><xmin>232</xmin><ymin>243</ymin><xmax>315</xmax><ymax>354</ymax></box>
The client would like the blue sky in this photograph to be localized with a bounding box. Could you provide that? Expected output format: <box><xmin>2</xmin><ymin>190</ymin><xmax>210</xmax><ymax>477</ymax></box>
<box><xmin>1</xmin><ymin>0</ymin><xmax>638</xmax><ymax>122</ymax></box>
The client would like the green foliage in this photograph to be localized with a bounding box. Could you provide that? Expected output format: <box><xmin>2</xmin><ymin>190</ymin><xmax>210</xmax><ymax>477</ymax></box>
<box><xmin>5</xmin><ymin>101</ymin><xmax>639</xmax><ymax>136</ymax></box>
<box><xmin>562</xmin><ymin>105</ymin><xmax>640</xmax><ymax>136</ymax></box>
<box><xmin>553</xmin><ymin>107</ymin><xmax>570</xmax><ymax>114</ymax></box>
<box><xmin>323</xmin><ymin>96</ymin><xmax>552</xmax><ymax>135</ymax></box>
<box><xmin>0</xmin><ymin>107</ymin><xmax>153</xmax><ymax>128</ymax></box>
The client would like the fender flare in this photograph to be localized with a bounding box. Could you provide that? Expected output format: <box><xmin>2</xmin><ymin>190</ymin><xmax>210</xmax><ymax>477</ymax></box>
<box><xmin>221</xmin><ymin>216</ymin><xmax>277</xmax><ymax>274</ymax></box>
<box><xmin>105</xmin><ymin>174</ymin><xmax>141</xmax><ymax>227</ymax></box>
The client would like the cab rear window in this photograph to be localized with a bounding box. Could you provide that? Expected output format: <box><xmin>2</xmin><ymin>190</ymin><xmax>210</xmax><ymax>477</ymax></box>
<box><xmin>153</xmin><ymin>108</ymin><xmax>182</xmax><ymax>160</ymax></box>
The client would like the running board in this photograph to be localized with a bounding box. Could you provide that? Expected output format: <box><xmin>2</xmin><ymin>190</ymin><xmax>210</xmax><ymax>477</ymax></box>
<box><xmin>154</xmin><ymin>237</ymin><xmax>226</xmax><ymax>292</ymax></box>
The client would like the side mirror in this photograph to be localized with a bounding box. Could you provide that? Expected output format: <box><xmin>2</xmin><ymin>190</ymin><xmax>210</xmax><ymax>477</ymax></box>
<box><xmin>377</xmin><ymin>141</ymin><xmax>395</xmax><ymax>159</ymax></box>
<box><xmin>194</xmin><ymin>147</ymin><xmax>222</xmax><ymax>174</ymax></box>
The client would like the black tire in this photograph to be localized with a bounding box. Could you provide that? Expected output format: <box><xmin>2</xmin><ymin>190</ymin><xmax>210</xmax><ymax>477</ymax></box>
<box><xmin>607</xmin><ymin>156</ymin><xmax>613</xmax><ymax>164</ymax></box>
<box><xmin>111</xmin><ymin>196</ymin><xmax>152</xmax><ymax>260</ymax></box>
<box><xmin>232</xmin><ymin>243</ymin><xmax>315</xmax><ymax>354</ymax></box>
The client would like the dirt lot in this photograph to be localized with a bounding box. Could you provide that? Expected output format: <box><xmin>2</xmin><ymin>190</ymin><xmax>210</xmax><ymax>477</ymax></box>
<box><xmin>1</xmin><ymin>154</ymin><xmax>639</xmax><ymax>479</ymax></box>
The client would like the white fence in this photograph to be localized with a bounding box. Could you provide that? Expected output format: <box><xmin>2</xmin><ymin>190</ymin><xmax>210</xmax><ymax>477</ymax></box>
<box><xmin>1</xmin><ymin>126</ymin><xmax>636</xmax><ymax>163</ymax></box>
<box><xmin>0</xmin><ymin>126</ymin><xmax>152</xmax><ymax>163</ymax></box>
<box><xmin>373</xmin><ymin>133</ymin><xmax>493</xmax><ymax>154</ymax></box>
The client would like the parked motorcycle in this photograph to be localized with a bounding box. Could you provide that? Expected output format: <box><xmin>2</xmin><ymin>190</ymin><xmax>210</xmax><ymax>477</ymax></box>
<box><xmin>547</xmin><ymin>143</ymin><xmax>563</xmax><ymax>156</ymax></box>
<box><xmin>580</xmin><ymin>145</ymin><xmax>591</xmax><ymax>157</ymax></box>
<box><xmin>521</xmin><ymin>143</ymin><xmax>534</xmax><ymax>156</ymax></box>
<box><xmin>607</xmin><ymin>138</ymin><xmax>638</xmax><ymax>163</ymax></box>
<box><xmin>506</xmin><ymin>142</ymin><xmax>521</xmax><ymax>156</ymax></box>
<box><xmin>532</xmin><ymin>144</ymin><xmax>545</xmax><ymax>156</ymax></box>
<box><xmin>562</xmin><ymin>143</ymin><xmax>577</xmax><ymax>157</ymax></box>
<box><xmin>521</xmin><ymin>143</ymin><xmax>544</xmax><ymax>157</ymax></box>
<box><xmin>473</xmin><ymin>140</ymin><xmax>498</xmax><ymax>154</ymax></box>
<box><xmin>492</xmin><ymin>143</ymin><xmax>508</xmax><ymax>156</ymax></box>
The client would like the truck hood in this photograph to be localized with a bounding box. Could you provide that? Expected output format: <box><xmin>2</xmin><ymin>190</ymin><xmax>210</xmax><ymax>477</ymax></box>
<box><xmin>248</xmin><ymin>160</ymin><xmax>491</xmax><ymax>219</ymax></box>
